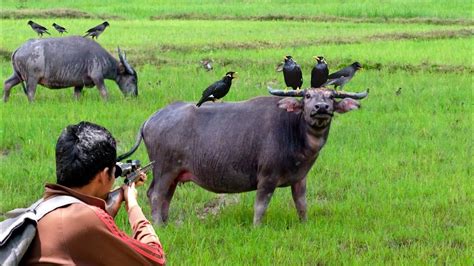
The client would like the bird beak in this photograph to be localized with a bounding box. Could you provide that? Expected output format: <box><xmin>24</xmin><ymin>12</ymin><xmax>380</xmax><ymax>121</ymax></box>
<box><xmin>313</xmin><ymin>56</ymin><xmax>318</xmax><ymax>60</ymax></box>
<box><xmin>283</xmin><ymin>56</ymin><xmax>288</xmax><ymax>60</ymax></box>
<box><xmin>233</xmin><ymin>72</ymin><xmax>238</xmax><ymax>78</ymax></box>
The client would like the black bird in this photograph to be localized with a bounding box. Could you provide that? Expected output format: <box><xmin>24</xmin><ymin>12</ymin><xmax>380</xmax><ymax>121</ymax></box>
<box><xmin>311</xmin><ymin>56</ymin><xmax>329</xmax><ymax>88</ymax></box>
<box><xmin>282</xmin><ymin>55</ymin><xmax>303</xmax><ymax>90</ymax></box>
<box><xmin>395</xmin><ymin>87</ymin><xmax>402</xmax><ymax>96</ymax></box>
<box><xmin>196</xmin><ymin>71</ymin><xmax>237</xmax><ymax>107</ymax></box>
<box><xmin>52</xmin><ymin>23</ymin><xmax>67</xmax><ymax>35</ymax></box>
<box><xmin>83</xmin><ymin>21</ymin><xmax>109</xmax><ymax>39</ymax></box>
<box><xmin>323</xmin><ymin>61</ymin><xmax>362</xmax><ymax>90</ymax></box>
<box><xmin>27</xmin><ymin>20</ymin><xmax>50</xmax><ymax>37</ymax></box>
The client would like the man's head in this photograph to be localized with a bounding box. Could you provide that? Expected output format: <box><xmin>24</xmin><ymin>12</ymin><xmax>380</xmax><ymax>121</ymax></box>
<box><xmin>56</xmin><ymin>121</ymin><xmax>116</xmax><ymax>188</ymax></box>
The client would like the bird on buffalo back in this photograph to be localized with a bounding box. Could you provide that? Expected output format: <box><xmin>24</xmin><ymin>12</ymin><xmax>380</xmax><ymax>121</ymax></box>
<box><xmin>83</xmin><ymin>21</ymin><xmax>109</xmax><ymax>39</ymax></box>
<box><xmin>52</xmin><ymin>23</ymin><xmax>68</xmax><ymax>35</ymax></box>
<box><xmin>28</xmin><ymin>21</ymin><xmax>50</xmax><ymax>37</ymax></box>
<box><xmin>282</xmin><ymin>55</ymin><xmax>303</xmax><ymax>90</ymax></box>
<box><xmin>323</xmin><ymin>61</ymin><xmax>362</xmax><ymax>90</ymax></box>
<box><xmin>196</xmin><ymin>71</ymin><xmax>237</xmax><ymax>107</ymax></box>
<box><xmin>311</xmin><ymin>56</ymin><xmax>329</xmax><ymax>88</ymax></box>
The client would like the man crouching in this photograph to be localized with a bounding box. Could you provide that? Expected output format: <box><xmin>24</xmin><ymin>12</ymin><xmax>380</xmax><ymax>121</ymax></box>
<box><xmin>21</xmin><ymin>121</ymin><xmax>165</xmax><ymax>265</ymax></box>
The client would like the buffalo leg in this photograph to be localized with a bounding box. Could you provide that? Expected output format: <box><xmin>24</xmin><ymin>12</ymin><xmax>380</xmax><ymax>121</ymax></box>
<box><xmin>74</xmin><ymin>86</ymin><xmax>83</xmax><ymax>100</ymax></box>
<box><xmin>3</xmin><ymin>74</ymin><xmax>21</xmax><ymax>102</ymax></box>
<box><xmin>253</xmin><ymin>178</ymin><xmax>277</xmax><ymax>225</ymax></box>
<box><xmin>147</xmin><ymin>172</ymin><xmax>177</xmax><ymax>225</ymax></box>
<box><xmin>26</xmin><ymin>79</ymin><xmax>38</xmax><ymax>102</ymax></box>
<box><xmin>291</xmin><ymin>177</ymin><xmax>307</xmax><ymax>222</ymax></box>
<box><xmin>91</xmin><ymin>77</ymin><xmax>108</xmax><ymax>100</ymax></box>
<box><xmin>160</xmin><ymin>181</ymin><xmax>177</xmax><ymax>223</ymax></box>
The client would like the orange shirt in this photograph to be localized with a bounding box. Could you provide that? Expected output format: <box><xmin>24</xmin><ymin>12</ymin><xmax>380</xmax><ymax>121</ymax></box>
<box><xmin>21</xmin><ymin>184</ymin><xmax>165</xmax><ymax>265</ymax></box>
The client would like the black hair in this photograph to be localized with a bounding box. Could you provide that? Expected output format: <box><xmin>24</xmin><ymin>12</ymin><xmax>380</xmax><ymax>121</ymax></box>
<box><xmin>55</xmin><ymin>121</ymin><xmax>116</xmax><ymax>187</ymax></box>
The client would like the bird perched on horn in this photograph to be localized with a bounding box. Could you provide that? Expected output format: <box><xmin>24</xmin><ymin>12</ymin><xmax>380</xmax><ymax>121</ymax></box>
<box><xmin>323</xmin><ymin>62</ymin><xmax>362</xmax><ymax>90</ymax></box>
<box><xmin>311</xmin><ymin>56</ymin><xmax>329</xmax><ymax>88</ymax></box>
<box><xmin>83</xmin><ymin>21</ymin><xmax>110</xmax><ymax>39</ymax></box>
<box><xmin>282</xmin><ymin>55</ymin><xmax>303</xmax><ymax>91</ymax></box>
<box><xmin>196</xmin><ymin>71</ymin><xmax>237</xmax><ymax>107</ymax></box>
<box><xmin>28</xmin><ymin>21</ymin><xmax>50</xmax><ymax>37</ymax></box>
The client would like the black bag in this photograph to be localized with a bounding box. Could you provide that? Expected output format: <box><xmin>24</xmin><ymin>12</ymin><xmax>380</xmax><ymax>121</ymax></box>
<box><xmin>0</xmin><ymin>195</ymin><xmax>82</xmax><ymax>265</ymax></box>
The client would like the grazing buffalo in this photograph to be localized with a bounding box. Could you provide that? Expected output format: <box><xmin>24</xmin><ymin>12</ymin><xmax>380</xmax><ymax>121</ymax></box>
<box><xmin>118</xmin><ymin>87</ymin><xmax>368</xmax><ymax>225</ymax></box>
<box><xmin>3</xmin><ymin>36</ymin><xmax>137</xmax><ymax>102</ymax></box>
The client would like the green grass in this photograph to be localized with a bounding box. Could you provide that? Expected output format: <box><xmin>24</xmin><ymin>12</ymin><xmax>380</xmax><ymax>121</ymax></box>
<box><xmin>1</xmin><ymin>1</ymin><xmax>473</xmax><ymax>265</ymax></box>
<box><xmin>1</xmin><ymin>0</ymin><xmax>472</xmax><ymax>19</ymax></box>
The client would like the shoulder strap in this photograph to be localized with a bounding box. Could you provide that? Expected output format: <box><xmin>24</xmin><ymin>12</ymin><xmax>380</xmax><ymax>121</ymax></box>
<box><xmin>34</xmin><ymin>195</ymin><xmax>83</xmax><ymax>220</ymax></box>
<box><xmin>0</xmin><ymin>196</ymin><xmax>83</xmax><ymax>247</ymax></box>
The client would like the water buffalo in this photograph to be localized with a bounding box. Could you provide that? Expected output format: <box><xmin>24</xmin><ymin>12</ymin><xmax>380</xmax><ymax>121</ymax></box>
<box><xmin>118</xmin><ymin>87</ymin><xmax>368</xmax><ymax>225</ymax></box>
<box><xmin>3</xmin><ymin>36</ymin><xmax>137</xmax><ymax>102</ymax></box>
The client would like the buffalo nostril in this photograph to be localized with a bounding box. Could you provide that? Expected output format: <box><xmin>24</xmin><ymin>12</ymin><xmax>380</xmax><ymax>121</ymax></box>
<box><xmin>315</xmin><ymin>105</ymin><xmax>320</xmax><ymax>109</ymax></box>
<box><xmin>324</xmin><ymin>104</ymin><xmax>329</xmax><ymax>109</ymax></box>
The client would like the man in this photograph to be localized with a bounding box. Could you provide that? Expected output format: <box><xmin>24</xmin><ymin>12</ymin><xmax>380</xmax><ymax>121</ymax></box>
<box><xmin>21</xmin><ymin>121</ymin><xmax>165</xmax><ymax>265</ymax></box>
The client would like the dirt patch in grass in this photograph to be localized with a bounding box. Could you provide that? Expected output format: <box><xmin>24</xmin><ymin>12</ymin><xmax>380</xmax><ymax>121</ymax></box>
<box><xmin>368</xmin><ymin>28</ymin><xmax>473</xmax><ymax>42</ymax></box>
<box><xmin>0</xmin><ymin>48</ymin><xmax>12</xmax><ymax>60</ymax></box>
<box><xmin>131</xmin><ymin>46</ymin><xmax>473</xmax><ymax>74</ymax></box>
<box><xmin>195</xmin><ymin>194</ymin><xmax>240</xmax><ymax>220</ymax></box>
<box><xmin>0</xmin><ymin>148</ymin><xmax>11</xmax><ymax>158</ymax></box>
<box><xmin>388</xmin><ymin>237</ymin><xmax>422</xmax><ymax>249</ymax></box>
<box><xmin>0</xmin><ymin>8</ymin><xmax>122</xmax><ymax>19</ymax></box>
<box><xmin>154</xmin><ymin>29</ymin><xmax>473</xmax><ymax>54</ymax></box>
<box><xmin>151</xmin><ymin>14</ymin><xmax>474</xmax><ymax>26</ymax></box>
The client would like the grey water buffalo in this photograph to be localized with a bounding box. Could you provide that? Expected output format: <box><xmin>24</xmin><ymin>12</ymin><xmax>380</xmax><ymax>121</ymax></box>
<box><xmin>118</xmin><ymin>87</ymin><xmax>368</xmax><ymax>225</ymax></box>
<box><xmin>3</xmin><ymin>36</ymin><xmax>137</xmax><ymax>102</ymax></box>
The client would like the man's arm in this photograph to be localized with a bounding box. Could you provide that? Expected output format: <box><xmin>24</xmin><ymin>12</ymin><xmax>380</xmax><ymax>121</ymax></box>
<box><xmin>81</xmin><ymin>204</ymin><xmax>166</xmax><ymax>265</ymax></box>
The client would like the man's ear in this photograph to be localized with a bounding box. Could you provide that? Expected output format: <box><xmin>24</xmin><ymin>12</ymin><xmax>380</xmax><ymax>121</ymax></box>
<box><xmin>278</xmin><ymin>98</ymin><xmax>303</xmax><ymax>113</ymax></box>
<box><xmin>97</xmin><ymin>167</ymin><xmax>113</xmax><ymax>184</ymax></box>
<box><xmin>334</xmin><ymin>98</ymin><xmax>361</xmax><ymax>113</ymax></box>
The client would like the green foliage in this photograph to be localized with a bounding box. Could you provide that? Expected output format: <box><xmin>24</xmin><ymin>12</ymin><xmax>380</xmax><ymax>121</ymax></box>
<box><xmin>0</xmin><ymin>1</ymin><xmax>473</xmax><ymax>265</ymax></box>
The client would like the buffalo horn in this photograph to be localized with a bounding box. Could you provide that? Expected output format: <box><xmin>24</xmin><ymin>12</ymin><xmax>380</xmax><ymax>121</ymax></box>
<box><xmin>333</xmin><ymin>89</ymin><xmax>369</xmax><ymax>99</ymax></box>
<box><xmin>117</xmin><ymin>47</ymin><xmax>135</xmax><ymax>75</ymax></box>
<box><xmin>267</xmin><ymin>86</ymin><xmax>306</xmax><ymax>97</ymax></box>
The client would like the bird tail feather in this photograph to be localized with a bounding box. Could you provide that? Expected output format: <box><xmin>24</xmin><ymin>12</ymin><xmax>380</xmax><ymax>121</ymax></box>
<box><xmin>196</xmin><ymin>97</ymin><xmax>209</xmax><ymax>107</ymax></box>
<box><xmin>322</xmin><ymin>79</ymin><xmax>335</xmax><ymax>86</ymax></box>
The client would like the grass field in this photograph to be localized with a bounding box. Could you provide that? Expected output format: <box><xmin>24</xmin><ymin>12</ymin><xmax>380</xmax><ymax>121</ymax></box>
<box><xmin>0</xmin><ymin>1</ymin><xmax>473</xmax><ymax>264</ymax></box>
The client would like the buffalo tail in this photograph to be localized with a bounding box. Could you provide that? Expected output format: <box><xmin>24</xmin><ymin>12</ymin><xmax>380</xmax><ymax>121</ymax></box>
<box><xmin>116</xmin><ymin>121</ymin><xmax>145</xmax><ymax>161</ymax></box>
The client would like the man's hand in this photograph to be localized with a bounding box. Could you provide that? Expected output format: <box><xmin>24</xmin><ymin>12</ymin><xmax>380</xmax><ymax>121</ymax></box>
<box><xmin>134</xmin><ymin>172</ymin><xmax>147</xmax><ymax>187</ymax></box>
<box><xmin>107</xmin><ymin>173</ymin><xmax>148</xmax><ymax>215</ymax></box>
<box><xmin>123</xmin><ymin>182</ymin><xmax>139</xmax><ymax>211</ymax></box>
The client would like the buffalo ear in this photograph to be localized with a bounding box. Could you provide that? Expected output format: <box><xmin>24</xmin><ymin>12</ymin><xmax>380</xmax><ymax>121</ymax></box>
<box><xmin>118</xmin><ymin>64</ymin><xmax>126</xmax><ymax>74</ymax></box>
<box><xmin>278</xmin><ymin>98</ymin><xmax>303</xmax><ymax>113</ymax></box>
<box><xmin>334</xmin><ymin>98</ymin><xmax>361</xmax><ymax>113</ymax></box>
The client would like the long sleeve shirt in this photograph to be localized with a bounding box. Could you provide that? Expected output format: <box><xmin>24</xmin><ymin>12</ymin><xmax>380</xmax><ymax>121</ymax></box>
<box><xmin>21</xmin><ymin>183</ymin><xmax>165</xmax><ymax>265</ymax></box>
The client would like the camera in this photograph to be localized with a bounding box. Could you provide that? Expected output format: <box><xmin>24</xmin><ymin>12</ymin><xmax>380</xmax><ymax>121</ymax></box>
<box><xmin>115</xmin><ymin>160</ymin><xmax>141</xmax><ymax>178</ymax></box>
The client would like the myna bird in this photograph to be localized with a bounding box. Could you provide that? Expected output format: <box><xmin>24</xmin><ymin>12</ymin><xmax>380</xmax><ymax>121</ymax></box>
<box><xmin>83</xmin><ymin>21</ymin><xmax>109</xmax><ymax>39</ymax></box>
<box><xmin>311</xmin><ymin>56</ymin><xmax>329</xmax><ymax>88</ymax></box>
<box><xmin>200</xmin><ymin>60</ymin><xmax>213</xmax><ymax>71</ymax></box>
<box><xmin>323</xmin><ymin>61</ymin><xmax>362</xmax><ymax>90</ymax></box>
<box><xmin>28</xmin><ymin>20</ymin><xmax>50</xmax><ymax>37</ymax></box>
<box><xmin>396</xmin><ymin>87</ymin><xmax>402</xmax><ymax>96</ymax></box>
<box><xmin>196</xmin><ymin>71</ymin><xmax>237</xmax><ymax>107</ymax></box>
<box><xmin>52</xmin><ymin>23</ymin><xmax>67</xmax><ymax>34</ymax></box>
<box><xmin>282</xmin><ymin>55</ymin><xmax>303</xmax><ymax>90</ymax></box>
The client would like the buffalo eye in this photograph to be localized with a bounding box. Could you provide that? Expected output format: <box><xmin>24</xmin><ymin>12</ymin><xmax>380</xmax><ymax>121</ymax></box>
<box><xmin>305</xmin><ymin>93</ymin><xmax>311</xmax><ymax>99</ymax></box>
